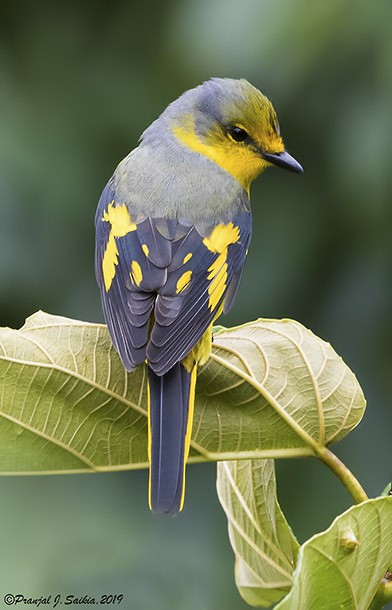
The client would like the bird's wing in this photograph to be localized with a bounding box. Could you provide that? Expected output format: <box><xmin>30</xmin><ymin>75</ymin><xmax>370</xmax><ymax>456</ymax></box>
<box><xmin>147</xmin><ymin>211</ymin><xmax>252</xmax><ymax>374</ymax></box>
<box><xmin>95</xmin><ymin>179</ymin><xmax>251</xmax><ymax>374</ymax></box>
<box><xmin>95</xmin><ymin>179</ymin><xmax>158</xmax><ymax>370</ymax></box>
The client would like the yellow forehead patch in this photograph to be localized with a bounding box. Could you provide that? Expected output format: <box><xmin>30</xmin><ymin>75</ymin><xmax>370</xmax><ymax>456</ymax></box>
<box><xmin>203</xmin><ymin>222</ymin><xmax>240</xmax><ymax>253</ymax></box>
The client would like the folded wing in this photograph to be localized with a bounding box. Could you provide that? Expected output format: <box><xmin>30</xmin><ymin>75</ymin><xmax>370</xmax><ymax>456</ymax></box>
<box><xmin>95</xmin><ymin>178</ymin><xmax>251</xmax><ymax>373</ymax></box>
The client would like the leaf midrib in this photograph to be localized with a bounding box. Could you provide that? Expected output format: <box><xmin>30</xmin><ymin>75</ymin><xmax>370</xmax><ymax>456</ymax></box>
<box><xmin>209</xmin><ymin>350</ymin><xmax>320</xmax><ymax>454</ymax></box>
<box><xmin>216</xmin><ymin>324</ymin><xmax>326</xmax><ymax>445</ymax></box>
<box><xmin>222</xmin><ymin>462</ymin><xmax>295</xmax><ymax>571</ymax></box>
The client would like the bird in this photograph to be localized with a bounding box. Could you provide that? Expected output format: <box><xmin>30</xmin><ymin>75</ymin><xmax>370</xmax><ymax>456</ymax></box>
<box><xmin>95</xmin><ymin>78</ymin><xmax>303</xmax><ymax>514</ymax></box>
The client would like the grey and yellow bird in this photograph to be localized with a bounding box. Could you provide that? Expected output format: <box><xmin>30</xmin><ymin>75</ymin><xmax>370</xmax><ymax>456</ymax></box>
<box><xmin>95</xmin><ymin>78</ymin><xmax>303</xmax><ymax>514</ymax></box>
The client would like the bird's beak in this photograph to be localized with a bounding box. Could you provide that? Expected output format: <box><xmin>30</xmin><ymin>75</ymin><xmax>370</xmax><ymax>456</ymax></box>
<box><xmin>261</xmin><ymin>150</ymin><xmax>304</xmax><ymax>174</ymax></box>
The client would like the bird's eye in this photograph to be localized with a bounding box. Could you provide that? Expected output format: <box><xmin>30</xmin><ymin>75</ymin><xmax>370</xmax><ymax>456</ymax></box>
<box><xmin>228</xmin><ymin>126</ymin><xmax>248</xmax><ymax>142</ymax></box>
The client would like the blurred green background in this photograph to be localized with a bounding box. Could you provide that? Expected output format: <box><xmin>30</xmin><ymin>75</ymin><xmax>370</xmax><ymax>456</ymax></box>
<box><xmin>1</xmin><ymin>0</ymin><xmax>391</xmax><ymax>608</ymax></box>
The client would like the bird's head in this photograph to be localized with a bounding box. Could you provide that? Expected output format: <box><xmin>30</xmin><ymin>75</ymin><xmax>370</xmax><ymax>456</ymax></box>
<box><xmin>157</xmin><ymin>78</ymin><xmax>303</xmax><ymax>193</ymax></box>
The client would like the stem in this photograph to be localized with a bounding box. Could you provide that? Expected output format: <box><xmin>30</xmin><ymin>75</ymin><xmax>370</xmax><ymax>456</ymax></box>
<box><xmin>314</xmin><ymin>446</ymin><xmax>368</xmax><ymax>504</ymax></box>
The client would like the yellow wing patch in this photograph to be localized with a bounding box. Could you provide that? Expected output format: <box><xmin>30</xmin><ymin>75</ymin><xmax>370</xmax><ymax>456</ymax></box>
<box><xmin>101</xmin><ymin>201</ymin><xmax>137</xmax><ymax>291</ymax></box>
<box><xmin>176</xmin><ymin>270</ymin><xmax>192</xmax><ymax>293</ymax></box>
<box><xmin>202</xmin><ymin>222</ymin><xmax>240</xmax><ymax>253</ymax></box>
<box><xmin>130</xmin><ymin>260</ymin><xmax>143</xmax><ymax>286</ymax></box>
<box><xmin>207</xmin><ymin>254</ymin><xmax>227</xmax><ymax>311</ymax></box>
<box><xmin>141</xmin><ymin>244</ymin><xmax>149</xmax><ymax>257</ymax></box>
<box><xmin>183</xmin><ymin>253</ymin><xmax>193</xmax><ymax>264</ymax></box>
<box><xmin>102</xmin><ymin>234</ymin><xmax>119</xmax><ymax>292</ymax></box>
<box><xmin>103</xmin><ymin>201</ymin><xmax>137</xmax><ymax>236</ymax></box>
<box><xmin>202</xmin><ymin>222</ymin><xmax>240</xmax><ymax>312</ymax></box>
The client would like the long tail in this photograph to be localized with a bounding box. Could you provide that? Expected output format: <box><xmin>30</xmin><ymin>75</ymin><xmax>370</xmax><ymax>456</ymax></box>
<box><xmin>147</xmin><ymin>362</ymin><xmax>196</xmax><ymax>514</ymax></box>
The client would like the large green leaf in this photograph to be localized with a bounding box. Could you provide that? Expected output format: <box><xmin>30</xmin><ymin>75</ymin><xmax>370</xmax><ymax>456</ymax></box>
<box><xmin>275</xmin><ymin>497</ymin><xmax>392</xmax><ymax>610</ymax></box>
<box><xmin>0</xmin><ymin>312</ymin><xmax>366</xmax><ymax>473</ymax></box>
<box><xmin>217</xmin><ymin>459</ymin><xmax>299</xmax><ymax>607</ymax></box>
<box><xmin>199</xmin><ymin>319</ymin><xmax>365</xmax><ymax>458</ymax></box>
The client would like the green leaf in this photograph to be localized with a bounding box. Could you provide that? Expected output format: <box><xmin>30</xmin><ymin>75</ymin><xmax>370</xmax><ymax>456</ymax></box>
<box><xmin>216</xmin><ymin>459</ymin><xmax>299</xmax><ymax>607</ymax></box>
<box><xmin>0</xmin><ymin>312</ymin><xmax>150</xmax><ymax>473</ymax></box>
<box><xmin>275</xmin><ymin>497</ymin><xmax>392</xmax><ymax>610</ymax></box>
<box><xmin>198</xmin><ymin>317</ymin><xmax>366</xmax><ymax>458</ymax></box>
<box><xmin>0</xmin><ymin>312</ymin><xmax>366</xmax><ymax>473</ymax></box>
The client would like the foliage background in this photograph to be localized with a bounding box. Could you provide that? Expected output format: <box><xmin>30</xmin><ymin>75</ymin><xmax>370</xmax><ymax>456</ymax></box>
<box><xmin>0</xmin><ymin>1</ymin><xmax>391</xmax><ymax>608</ymax></box>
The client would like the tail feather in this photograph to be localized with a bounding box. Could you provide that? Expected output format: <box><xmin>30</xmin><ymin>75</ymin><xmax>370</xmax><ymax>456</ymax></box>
<box><xmin>147</xmin><ymin>362</ymin><xmax>196</xmax><ymax>514</ymax></box>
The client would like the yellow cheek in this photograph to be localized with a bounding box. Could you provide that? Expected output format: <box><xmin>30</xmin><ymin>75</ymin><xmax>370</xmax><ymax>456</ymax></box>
<box><xmin>213</xmin><ymin>143</ymin><xmax>267</xmax><ymax>192</ymax></box>
<box><xmin>173</xmin><ymin>116</ymin><xmax>267</xmax><ymax>192</ymax></box>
